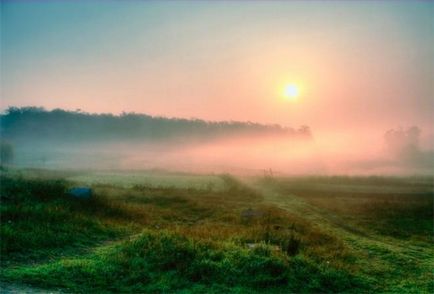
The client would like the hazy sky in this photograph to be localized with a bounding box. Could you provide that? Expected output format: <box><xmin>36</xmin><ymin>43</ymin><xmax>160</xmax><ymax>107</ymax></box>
<box><xmin>1</xmin><ymin>1</ymin><xmax>433</xmax><ymax>140</ymax></box>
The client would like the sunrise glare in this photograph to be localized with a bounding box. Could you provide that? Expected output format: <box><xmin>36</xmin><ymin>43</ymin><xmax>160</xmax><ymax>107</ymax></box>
<box><xmin>283</xmin><ymin>84</ymin><xmax>300</xmax><ymax>101</ymax></box>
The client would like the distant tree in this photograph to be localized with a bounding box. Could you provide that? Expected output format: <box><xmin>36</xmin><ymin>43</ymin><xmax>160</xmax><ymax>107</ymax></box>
<box><xmin>384</xmin><ymin>126</ymin><xmax>421</xmax><ymax>158</ymax></box>
<box><xmin>383</xmin><ymin>126</ymin><xmax>434</xmax><ymax>169</ymax></box>
<box><xmin>298</xmin><ymin>125</ymin><xmax>311</xmax><ymax>136</ymax></box>
<box><xmin>0</xmin><ymin>141</ymin><xmax>14</xmax><ymax>165</ymax></box>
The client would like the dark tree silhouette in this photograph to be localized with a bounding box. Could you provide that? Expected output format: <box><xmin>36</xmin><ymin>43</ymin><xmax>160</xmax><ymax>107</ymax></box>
<box><xmin>0</xmin><ymin>107</ymin><xmax>312</xmax><ymax>144</ymax></box>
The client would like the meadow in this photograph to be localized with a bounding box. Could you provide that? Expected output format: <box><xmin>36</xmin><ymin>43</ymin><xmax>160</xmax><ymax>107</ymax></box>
<box><xmin>0</xmin><ymin>168</ymin><xmax>432</xmax><ymax>293</ymax></box>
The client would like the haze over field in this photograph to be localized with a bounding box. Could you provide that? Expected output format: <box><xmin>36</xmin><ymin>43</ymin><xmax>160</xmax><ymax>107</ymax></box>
<box><xmin>1</xmin><ymin>107</ymin><xmax>432</xmax><ymax>175</ymax></box>
<box><xmin>1</xmin><ymin>1</ymin><xmax>433</xmax><ymax>174</ymax></box>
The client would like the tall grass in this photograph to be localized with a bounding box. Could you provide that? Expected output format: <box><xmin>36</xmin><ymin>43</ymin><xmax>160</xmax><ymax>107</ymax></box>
<box><xmin>2</xmin><ymin>229</ymin><xmax>365</xmax><ymax>293</ymax></box>
<box><xmin>2</xmin><ymin>172</ymin><xmax>431</xmax><ymax>292</ymax></box>
<box><xmin>0</xmin><ymin>175</ymin><xmax>127</xmax><ymax>262</ymax></box>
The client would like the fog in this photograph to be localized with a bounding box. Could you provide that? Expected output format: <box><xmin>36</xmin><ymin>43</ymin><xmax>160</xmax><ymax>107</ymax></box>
<box><xmin>317</xmin><ymin>126</ymin><xmax>434</xmax><ymax>175</ymax></box>
<box><xmin>1</xmin><ymin>107</ymin><xmax>433</xmax><ymax>175</ymax></box>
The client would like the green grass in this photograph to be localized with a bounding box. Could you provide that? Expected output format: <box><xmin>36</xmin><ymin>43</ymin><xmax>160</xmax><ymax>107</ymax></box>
<box><xmin>0</xmin><ymin>169</ymin><xmax>432</xmax><ymax>293</ymax></box>
<box><xmin>2</xmin><ymin>229</ymin><xmax>364</xmax><ymax>293</ymax></box>
<box><xmin>254</xmin><ymin>176</ymin><xmax>434</xmax><ymax>293</ymax></box>
<box><xmin>68</xmin><ymin>170</ymin><xmax>226</xmax><ymax>190</ymax></box>
<box><xmin>0</xmin><ymin>175</ymin><xmax>129</xmax><ymax>264</ymax></box>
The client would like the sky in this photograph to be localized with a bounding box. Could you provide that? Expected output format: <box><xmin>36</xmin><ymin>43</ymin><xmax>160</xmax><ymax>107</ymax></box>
<box><xmin>1</xmin><ymin>0</ymin><xmax>433</xmax><ymax>149</ymax></box>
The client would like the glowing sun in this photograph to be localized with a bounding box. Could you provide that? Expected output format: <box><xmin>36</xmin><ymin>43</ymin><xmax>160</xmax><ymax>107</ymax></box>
<box><xmin>283</xmin><ymin>84</ymin><xmax>300</xmax><ymax>101</ymax></box>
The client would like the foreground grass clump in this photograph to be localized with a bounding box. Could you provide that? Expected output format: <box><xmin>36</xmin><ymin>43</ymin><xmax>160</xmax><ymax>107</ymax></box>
<box><xmin>0</xmin><ymin>175</ymin><xmax>126</xmax><ymax>262</ymax></box>
<box><xmin>2</xmin><ymin>229</ymin><xmax>363</xmax><ymax>293</ymax></box>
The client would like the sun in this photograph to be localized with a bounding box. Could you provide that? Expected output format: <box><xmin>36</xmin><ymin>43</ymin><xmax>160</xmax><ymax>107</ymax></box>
<box><xmin>283</xmin><ymin>84</ymin><xmax>300</xmax><ymax>101</ymax></box>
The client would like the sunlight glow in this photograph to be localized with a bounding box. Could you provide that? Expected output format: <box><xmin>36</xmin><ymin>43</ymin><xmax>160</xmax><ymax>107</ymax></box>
<box><xmin>283</xmin><ymin>84</ymin><xmax>300</xmax><ymax>101</ymax></box>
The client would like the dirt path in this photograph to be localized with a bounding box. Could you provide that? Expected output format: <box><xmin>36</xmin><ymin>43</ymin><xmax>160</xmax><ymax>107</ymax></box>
<box><xmin>253</xmin><ymin>183</ymin><xmax>434</xmax><ymax>292</ymax></box>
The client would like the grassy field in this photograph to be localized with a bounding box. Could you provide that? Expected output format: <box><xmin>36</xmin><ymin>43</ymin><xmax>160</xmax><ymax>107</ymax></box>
<box><xmin>0</xmin><ymin>168</ymin><xmax>432</xmax><ymax>293</ymax></box>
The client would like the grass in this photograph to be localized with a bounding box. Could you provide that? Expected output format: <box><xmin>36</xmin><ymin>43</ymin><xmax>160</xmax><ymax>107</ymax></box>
<box><xmin>255</xmin><ymin>176</ymin><xmax>434</xmax><ymax>293</ymax></box>
<box><xmin>263</xmin><ymin>176</ymin><xmax>433</xmax><ymax>240</ymax></box>
<box><xmin>0</xmin><ymin>175</ymin><xmax>128</xmax><ymax>264</ymax></box>
<box><xmin>0</xmin><ymin>168</ymin><xmax>432</xmax><ymax>293</ymax></box>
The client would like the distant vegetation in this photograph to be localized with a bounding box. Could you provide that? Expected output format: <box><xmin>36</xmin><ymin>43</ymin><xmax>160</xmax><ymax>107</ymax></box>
<box><xmin>383</xmin><ymin>126</ymin><xmax>434</xmax><ymax>169</ymax></box>
<box><xmin>0</xmin><ymin>107</ymin><xmax>314</xmax><ymax>170</ymax></box>
<box><xmin>0</xmin><ymin>141</ymin><xmax>14</xmax><ymax>165</ymax></box>
<box><xmin>0</xmin><ymin>107</ymin><xmax>311</xmax><ymax>144</ymax></box>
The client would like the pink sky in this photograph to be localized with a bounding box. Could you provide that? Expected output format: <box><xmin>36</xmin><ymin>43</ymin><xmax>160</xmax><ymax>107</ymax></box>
<box><xmin>2</xmin><ymin>1</ymin><xmax>433</xmax><ymax>152</ymax></box>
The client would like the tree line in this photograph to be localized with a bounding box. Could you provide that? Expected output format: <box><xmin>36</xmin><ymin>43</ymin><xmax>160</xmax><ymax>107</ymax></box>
<box><xmin>0</xmin><ymin>107</ymin><xmax>312</xmax><ymax>143</ymax></box>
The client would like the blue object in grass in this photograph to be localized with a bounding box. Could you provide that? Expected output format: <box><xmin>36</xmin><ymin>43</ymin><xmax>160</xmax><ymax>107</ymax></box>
<box><xmin>68</xmin><ymin>187</ymin><xmax>92</xmax><ymax>199</ymax></box>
